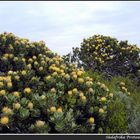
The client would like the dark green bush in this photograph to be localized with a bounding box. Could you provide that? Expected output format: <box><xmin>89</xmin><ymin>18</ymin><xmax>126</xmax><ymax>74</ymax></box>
<box><xmin>63</xmin><ymin>35</ymin><xmax>140</xmax><ymax>83</ymax></box>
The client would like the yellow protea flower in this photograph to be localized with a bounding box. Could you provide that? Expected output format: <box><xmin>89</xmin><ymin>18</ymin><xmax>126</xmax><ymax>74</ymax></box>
<box><xmin>0</xmin><ymin>90</ymin><xmax>6</xmax><ymax>96</ymax></box>
<box><xmin>49</xmin><ymin>66</ymin><xmax>54</xmax><ymax>71</ymax></box>
<box><xmin>39</xmin><ymin>67</ymin><xmax>43</xmax><ymax>71</ymax></box>
<box><xmin>45</xmin><ymin>76</ymin><xmax>51</xmax><ymax>81</ymax></box>
<box><xmin>78</xmin><ymin>78</ymin><xmax>84</xmax><ymax>84</ymax></box>
<box><xmin>0</xmin><ymin>76</ymin><xmax>4</xmax><ymax>81</ymax></box>
<box><xmin>81</xmin><ymin>96</ymin><xmax>87</xmax><ymax>102</ymax></box>
<box><xmin>100</xmin><ymin>83</ymin><xmax>106</xmax><ymax>89</ymax></box>
<box><xmin>88</xmin><ymin>117</ymin><xmax>95</xmax><ymax>124</ymax></box>
<box><xmin>0</xmin><ymin>116</ymin><xmax>9</xmax><ymax>125</ymax></box>
<box><xmin>28</xmin><ymin>102</ymin><xmax>33</xmax><ymax>109</ymax></box>
<box><xmin>4</xmin><ymin>53</ymin><xmax>9</xmax><ymax>58</ymax></box>
<box><xmin>85</xmin><ymin>81</ymin><xmax>93</xmax><ymax>87</ymax></box>
<box><xmin>34</xmin><ymin>61</ymin><xmax>38</xmax><ymax>65</ymax></box>
<box><xmin>50</xmin><ymin>66</ymin><xmax>60</xmax><ymax>72</ymax></box>
<box><xmin>109</xmin><ymin>93</ymin><xmax>113</xmax><ymax>98</ymax></box>
<box><xmin>39</xmin><ymin>54</ymin><xmax>43</xmax><ymax>58</ymax></box>
<box><xmin>64</xmin><ymin>74</ymin><xmax>70</xmax><ymax>80</ymax></box>
<box><xmin>27</xmin><ymin>64</ymin><xmax>32</xmax><ymax>69</ymax></box>
<box><xmin>85</xmin><ymin>77</ymin><xmax>90</xmax><ymax>81</ymax></box>
<box><xmin>61</xmin><ymin>72</ymin><xmax>65</xmax><ymax>76</ymax></box>
<box><xmin>120</xmin><ymin>82</ymin><xmax>125</xmax><ymax>86</ymax></box>
<box><xmin>2</xmin><ymin>107</ymin><xmax>9</xmax><ymax>113</ymax></box>
<box><xmin>21</xmin><ymin>70</ymin><xmax>27</xmax><ymax>76</ymax></box>
<box><xmin>121</xmin><ymin>86</ymin><xmax>127</xmax><ymax>92</ymax></box>
<box><xmin>24</xmin><ymin>88</ymin><xmax>32</xmax><ymax>94</ymax></box>
<box><xmin>0</xmin><ymin>82</ymin><xmax>4</xmax><ymax>88</ymax></box>
<box><xmin>60</xmin><ymin>65</ymin><xmax>65</xmax><ymax>69</ymax></box>
<box><xmin>127</xmin><ymin>92</ymin><xmax>131</xmax><ymax>95</ymax></box>
<box><xmin>57</xmin><ymin>107</ymin><xmax>63</xmax><ymax>113</ymax></box>
<box><xmin>55</xmin><ymin>61</ymin><xmax>60</xmax><ymax>65</ymax></box>
<box><xmin>28</xmin><ymin>58</ymin><xmax>33</xmax><ymax>63</ymax></box>
<box><xmin>99</xmin><ymin>108</ymin><xmax>105</xmax><ymax>113</ymax></box>
<box><xmin>9</xmin><ymin>45</ymin><xmax>13</xmax><ymax>50</ymax></box>
<box><xmin>15</xmin><ymin>75</ymin><xmax>20</xmax><ymax>81</ymax></box>
<box><xmin>100</xmin><ymin>97</ymin><xmax>107</xmax><ymax>102</ymax></box>
<box><xmin>97</xmin><ymin>82</ymin><xmax>101</xmax><ymax>86</ymax></box>
<box><xmin>80</xmin><ymin>67</ymin><xmax>84</xmax><ymax>71</ymax></box>
<box><xmin>7</xmin><ymin>108</ymin><xmax>13</xmax><ymax>115</ymax></box>
<box><xmin>89</xmin><ymin>78</ymin><xmax>93</xmax><ymax>82</ymax></box>
<box><xmin>13</xmin><ymin>71</ymin><xmax>17</xmax><ymax>75</ymax></box>
<box><xmin>60</xmin><ymin>69</ymin><xmax>64</xmax><ymax>73</ymax></box>
<box><xmin>101</xmin><ymin>60</ymin><xmax>104</xmax><ymax>63</ymax></box>
<box><xmin>72</xmin><ymin>88</ymin><xmax>78</xmax><ymax>94</ymax></box>
<box><xmin>50</xmin><ymin>88</ymin><xmax>56</xmax><ymax>94</ymax></box>
<box><xmin>31</xmin><ymin>77</ymin><xmax>36</xmax><ymax>81</ymax></box>
<box><xmin>41</xmin><ymin>61</ymin><xmax>46</xmax><ymax>65</ymax></box>
<box><xmin>55</xmin><ymin>67</ymin><xmax>60</xmax><ymax>73</ymax></box>
<box><xmin>33</xmin><ymin>56</ymin><xmax>37</xmax><ymax>60</ymax></box>
<box><xmin>73</xmin><ymin>74</ymin><xmax>77</xmax><ymax>80</ymax></box>
<box><xmin>104</xmin><ymin>87</ymin><xmax>109</xmax><ymax>92</ymax></box>
<box><xmin>8</xmin><ymin>54</ymin><xmax>13</xmax><ymax>59</ymax></box>
<box><xmin>7</xmin><ymin>82</ymin><xmax>12</xmax><ymax>88</ymax></box>
<box><xmin>71</xmin><ymin>71</ymin><xmax>76</xmax><ymax>76</ymax></box>
<box><xmin>40</xmin><ymin>95</ymin><xmax>46</xmax><ymax>100</ymax></box>
<box><xmin>13</xmin><ymin>103</ymin><xmax>21</xmax><ymax>110</ymax></box>
<box><xmin>99</xmin><ymin>58</ymin><xmax>102</xmax><ymax>62</ymax></box>
<box><xmin>50</xmin><ymin>106</ymin><xmax>56</xmax><ymax>112</ymax></box>
<box><xmin>35</xmin><ymin>120</ymin><xmax>45</xmax><ymax>128</ymax></box>
<box><xmin>52</xmin><ymin>72</ymin><xmax>58</xmax><ymax>76</ymax></box>
<box><xmin>13</xmin><ymin>91</ymin><xmax>20</xmax><ymax>97</ymax></box>
<box><xmin>22</xmin><ymin>58</ymin><xmax>26</xmax><ymax>62</ymax></box>
<box><xmin>68</xmin><ymin>91</ymin><xmax>73</xmax><ymax>96</ymax></box>
<box><xmin>95</xmin><ymin>57</ymin><xmax>98</xmax><ymax>60</ymax></box>
<box><xmin>5</xmin><ymin>76</ymin><xmax>11</xmax><ymax>82</ymax></box>
<box><xmin>88</xmin><ymin>88</ymin><xmax>94</xmax><ymax>93</ymax></box>
<box><xmin>79</xmin><ymin>92</ymin><xmax>84</xmax><ymax>97</ymax></box>
<box><xmin>77</xmin><ymin>71</ymin><xmax>83</xmax><ymax>76</ymax></box>
<box><xmin>52</xmin><ymin>57</ymin><xmax>57</xmax><ymax>61</ymax></box>
<box><xmin>2</xmin><ymin>107</ymin><xmax>13</xmax><ymax>115</ymax></box>
<box><xmin>109</xmin><ymin>55</ymin><xmax>114</xmax><ymax>59</ymax></box>
<box><xmin>2</xmin><ymin>56</ymin><xmax>8</xmax><ymax>61</ymax></box>
<box><xmin>13</xmin><ymin>57</ymin><xmax>18</xmax><ymax>61</ymax></box>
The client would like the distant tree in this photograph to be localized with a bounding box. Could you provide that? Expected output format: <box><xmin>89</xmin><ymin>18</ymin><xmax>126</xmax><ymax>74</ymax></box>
<box><xmin>63</xmin><ymin>35</ymin><xmax>140</xmax><ymax>82</ymax></box>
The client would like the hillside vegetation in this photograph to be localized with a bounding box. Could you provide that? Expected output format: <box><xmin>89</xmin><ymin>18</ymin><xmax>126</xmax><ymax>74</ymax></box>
<box><xmin>0</xmin><ymin>32</ymin><xmax>140</xmax><ymax>133</ymax></box>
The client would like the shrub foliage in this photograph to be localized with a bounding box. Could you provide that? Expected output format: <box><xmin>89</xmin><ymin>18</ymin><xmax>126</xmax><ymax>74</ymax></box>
<box><xmin>0</xmin><ymin>32</ymin><xmax>115</xmax><ymax>133</ymax></box>
<box><xmin>63</xmin><ymin>35</ymin><xmax>140</xmax><ymax>82</ymax></box>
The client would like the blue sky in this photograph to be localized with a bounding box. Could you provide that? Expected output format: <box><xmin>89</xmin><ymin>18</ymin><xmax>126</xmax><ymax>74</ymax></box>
<box><xmin>0</xmin><ymin>1</ymin><xmax>140</xmax><ymax>55</ymax></box>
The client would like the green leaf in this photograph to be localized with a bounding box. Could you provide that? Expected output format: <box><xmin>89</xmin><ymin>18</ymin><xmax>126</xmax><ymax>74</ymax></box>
<box><xmin>30</xmin><ymin>109</ymin><xmax>40</xmax><ymax>117</ymax></box>
<box><xmin>21</xmin><ymin>98</ymin><xmax>28</xmax><ymax>106</ymax></box>
<box><xmin>7</xmin><ymin>94</ymin><xmax>15</xmax><ymax>103</ymax></box>
<box><xmin>19</xmin><ymin>108</ymin><xmax>30</xmax><ymax>120</ymax></box>
<box><xmin>70</xmin><ymin>98</ymin><xmax>76</xmax><ymax>105</ymax></box>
